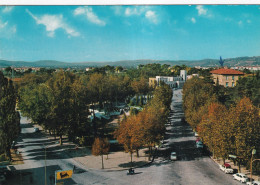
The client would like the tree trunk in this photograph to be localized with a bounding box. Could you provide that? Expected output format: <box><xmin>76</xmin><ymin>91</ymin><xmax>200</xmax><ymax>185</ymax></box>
<box><xmin>92</xmin><ymin>103</ymin><xmax>97</xmax><ymax>137</ymax></box>
<box><xmin>5</xmin><ymin>148</ymin><xmax>12</xmax><ymax>161</ymax></box>
<box><xmin>130</xmin><ymin>152</ymin><xmax>133</xmax><ymax>167</ymax></box>
<box><xmin>59</xmin><ymin>135</ymin><xmax>63</xmax><ymax>145</ymax></box>
<box><xmin>101</xmin><ymin>155</ymin><xmax>104</xmax><ymax>169</ymax></box>
<box><xmin>54</xmin><ymin>129</ymin><xmax>56</xmax><ymax>140</ymax></box>
<box><xmin>148</xmin><ymin>146</ymin><xmax>151</xmax><ymax>161</ymax></box>
<box><xmin>136</xmin><ymin>148</ymin><xmax>139</xmax><ymax>157</ymax></box>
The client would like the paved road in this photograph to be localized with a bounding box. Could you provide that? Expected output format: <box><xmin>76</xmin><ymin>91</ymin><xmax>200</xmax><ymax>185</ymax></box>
<box><xmin>100</xmin><ymin>89</ymin><xmax>241</xmax><ymax>185</ymax></box>
<box><xmin>7</xmin><ymin>89</ymin><xmax>241</xmax><ymax>185</ymax></box>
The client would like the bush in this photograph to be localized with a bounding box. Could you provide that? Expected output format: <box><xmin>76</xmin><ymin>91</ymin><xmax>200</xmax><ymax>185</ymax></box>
<box><xmin>0</xmin><ymin>153</ymin><xmax>7</xmax><ymax>162</ymax></box>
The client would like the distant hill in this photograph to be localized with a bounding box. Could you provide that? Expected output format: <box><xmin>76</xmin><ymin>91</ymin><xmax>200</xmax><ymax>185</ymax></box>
<box><xmin>0</xmin><ymin>56</ymin><xmax>259</xmax><ymax>68</ymax></box>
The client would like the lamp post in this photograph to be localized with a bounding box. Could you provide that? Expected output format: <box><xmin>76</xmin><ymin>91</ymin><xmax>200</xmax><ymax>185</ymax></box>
<box><xmin>43</xmin><ymin>144</ymin><xmax>48</xmax><ymax>185</ymax></box>
<box><xmin>250</xmin><ymin>149</ymin><xmax>256</xmax><ymax>183</ymax></box>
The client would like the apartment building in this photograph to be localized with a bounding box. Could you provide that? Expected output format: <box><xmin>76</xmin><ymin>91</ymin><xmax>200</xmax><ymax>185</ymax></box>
<box><xmin>210</xmin><ymin>68</ymin><xmax>244</xmax><ymax>87</ymax></box>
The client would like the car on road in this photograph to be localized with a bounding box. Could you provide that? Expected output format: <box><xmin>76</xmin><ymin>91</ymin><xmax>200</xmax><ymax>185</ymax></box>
<box><xmin>170</xmin><ymin>152</ymin><xmax>177</xmax><ymax>160</ymax></box>
<box><xmin>247</xmin><ymin>181</ymin><xmax>260</xmax><ymax>185</ymax></box>
<box><xmin>196</xmin><ymin>141</ymin><xmax>203</xmax><ymax>148</ymax></box>
<box><xmin>34</xmin><ymin>127</ymin><xmax>39</xmax><ymax>132</ymax></box>
<box><xmin>219</xmin><ymin>163</ymin><xmax>234</xmax><ymax>174</ymax></box>
<box><xmin>233</xmin><ymin>173</ymin><xmax>249</xmax><ymax>183</ymax></box>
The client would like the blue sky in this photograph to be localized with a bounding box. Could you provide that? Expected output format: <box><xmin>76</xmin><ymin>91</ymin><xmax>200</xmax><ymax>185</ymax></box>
<box><xmin>0</xmin><ymin>5</ymin><xmax>260</xmax><ymax>62</ymax></box>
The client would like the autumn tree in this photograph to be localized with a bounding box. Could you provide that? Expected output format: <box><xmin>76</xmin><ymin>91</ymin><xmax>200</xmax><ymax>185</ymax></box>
<box><xmin>0</xmin><ymin>72</ymin><xmax>20</xmax><ymax>160</ymax></box>
<box><xmin>114</xmin><ymin>115</ymin><xmax>144</xmax><ymax>165</ymax></box>
<box><xmin>228</xmin><ymin>97</ymin><xmax>260</xmax><ymax>164</ymax></box>
<box><xmin>199</xmin><ymin>103</ymin><xmax>231</xmax><ymax>161</ymax></box>
<box><xmin>182</xmin><ymin>77</ymin><xmax>217</xmax><ymax>130</ymax></box>
<box><xmin>92</xmin><ymin>137</ymin><xmax>110</xmax><ymax>169</ymax></box>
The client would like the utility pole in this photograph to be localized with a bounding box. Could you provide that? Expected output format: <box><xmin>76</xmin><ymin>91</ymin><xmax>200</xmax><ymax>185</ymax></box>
<box><xmin>250</xmin><ymin>149</ymin><xmax>259</xmax><ymax>183</ymax></box>
<box><xmin>45</xmin><ymin>146</ymin><xmax>47</xmax><ymax>185</ymax></box>
<box><xmin>43</xmin><ymin>144</ymin><xmax>47</xmax><ymax>185</ymax></box>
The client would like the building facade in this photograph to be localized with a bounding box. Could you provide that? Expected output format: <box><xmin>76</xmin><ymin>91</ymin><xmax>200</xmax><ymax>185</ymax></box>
<box><xmin>149</xmin><ymin>70</ymin><xmax>187</xmax><ymax>89</ymax></box>
<box><xmin>210</xmin><ymin>68</ymin><xmax>244</xmax><ymax>87</ymax></box>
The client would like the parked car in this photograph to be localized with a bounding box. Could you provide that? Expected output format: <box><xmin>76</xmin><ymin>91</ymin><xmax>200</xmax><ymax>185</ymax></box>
<box><xmin>196</xmin><ymin>141</ymin><xmax>203</xmax><ymax>148</ymax></box>
<box><xmin>170</xmin><ymin>152</ymin><xmax>177</xmax><ymax>160</ymax></box>
<box><xmin>247</xmin><ymin>181</ymin><xmax>260</xmax><ymax>185</ymax></box>
<box><xmin>219</xmin><ymin>163</ymin><xmax>234</xmax><ymax>174</ymax></box>
<box><xmin>194</xmin><ymin>132</ymin><xmax>199</xmax><ymax>137</ymax></box>
<box><xmin>34</xmin><ymin>127</ymin><xmax>39</xmax><ymax>132</ymax></box>
<box><xmin>233</xmin><ymin>173</ymin><xmax>249</xmax><ymax>183</ymax></box>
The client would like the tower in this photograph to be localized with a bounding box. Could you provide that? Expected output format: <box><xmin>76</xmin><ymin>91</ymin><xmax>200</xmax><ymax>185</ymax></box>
<box><xmin>180</xmin><ymin>70</ymin><xmax>187</xmax><ymax>81</ymax></box>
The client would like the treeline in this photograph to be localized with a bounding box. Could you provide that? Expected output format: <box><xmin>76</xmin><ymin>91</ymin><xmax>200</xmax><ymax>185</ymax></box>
<box><xmin>18</xmin><ymin>67</ymin><xmax>162</xmax><ymax>145</ymax></box>
<box><xmin>114</xmin><ymin>83</ymin><xmax>173</xmax><ymax>162</ymax></box>
<box><xmin>0</xmin><ymin>72</ymin><xmax>20</xmax><ymax>161</ymax></box>
<box><xmin>183</xmin><ymin>75</ymin><xmax>260</xmax><ymax>174</ymax></box>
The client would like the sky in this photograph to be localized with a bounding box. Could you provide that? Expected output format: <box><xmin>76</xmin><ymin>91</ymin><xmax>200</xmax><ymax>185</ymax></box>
<box><xmin>0</xmin><ymin>5</ymin><xmax>260</xmax><ymax>62</ymax></box>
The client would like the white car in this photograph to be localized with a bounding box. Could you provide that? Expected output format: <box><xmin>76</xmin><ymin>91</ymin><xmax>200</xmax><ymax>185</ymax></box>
<box><xmin>194</xmin><ymin>132</ymin><xmax>199</xmax><ymax>137</ymax></box>
<box><xmin>170</xmin><ymin>152</ymin><xmax>177</xmax><ymax>160</ymax></box>
<box><xmin>219</xmin><ymin>163</ymin><xmax>234</xmax><ymax>174</ymax></box>
<box><xmin>247</xmin><ymin>181</ymin><xmax>260</xmax><ymax>185</ymax></box>
<box><xmin>233</xmin><ymin>173</ymin><xmax>249</xmax><ymax>183</ymax></box>
<box><xmin>196</xmin><ymin>141</ymin><xmax>203</xmax><ymax>148</ymax></box>
<box><xmin>34</xmin><ymin>127</ymin><xmax>39</xmax><ymax>132</ymax></box>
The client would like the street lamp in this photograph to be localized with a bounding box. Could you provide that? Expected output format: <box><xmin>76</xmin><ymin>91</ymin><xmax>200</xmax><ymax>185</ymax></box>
<box><xmin>43</xmin><ymin>144</ymin><xmax>48</xmax><ymax>185</ymax></box>
<box><xmin>250</xmin><ymin>149</ymin><xmax>256</xmax><ymax>183</ymax></box>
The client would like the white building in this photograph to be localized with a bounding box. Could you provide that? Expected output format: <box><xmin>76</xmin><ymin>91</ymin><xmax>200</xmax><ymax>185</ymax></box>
<box><xmin>149</xmin><ymin>70</ymin><xmax>187</xmax><ymax>89</ymax></box>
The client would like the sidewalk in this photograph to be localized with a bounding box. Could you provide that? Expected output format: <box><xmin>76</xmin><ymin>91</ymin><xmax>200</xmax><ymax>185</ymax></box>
<box><xmin>38</xmin><ymin>112</ymin><xmax>152</xmax><ymax>171</ymax></box>
<box><xmin>211</xmin><ymin>157</ymin><xmax>260</xmax><ymax>181</ymax></box>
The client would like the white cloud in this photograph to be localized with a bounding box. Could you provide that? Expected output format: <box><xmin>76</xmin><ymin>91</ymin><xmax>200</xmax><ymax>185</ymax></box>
<box><xmin>196</xmin><ymin>5</ymin><xmax>207</xmax><ymax>16</ymax></box>
<box><xmin>111</xmin><ymin>6</ymin><xmax>123</xmax><ymax>15</ymax></box>
<box><xmin>122</xmin><ymin>7</ymin><xmax>158</xmax><ymax>24</ymax></box>
<box><xmin>125</xmin><ymin>7</ymin><xmax>144</xmax><ymax>16</ymax></box>
<box><xmin>0</xmin><ymin>20</ymin><xmax>8</xmax><ymax>29</ymax></box>
<box><xmin>191</xmin><ymin>17</ymin><xmax>196</xmax><ymax>23</ymax></box>
<box><xmin>26</xmin><ymin>9</ymin><xmax>79</xmax><ymax>37</ymax></box>
<box><xmin>0</xmin><ymin>18</ymin><xmax>16</xmax><ymax>38</ymax></box>
<box><xmin>74</xmin><ymin>6</ymin><xmax>106</xmax><ymax>26</ymax></box>
<box><xmin>145</xmin><ymin>10</ymin><xmax>158</xmax><ymax>24</ymax></box>
<box><xmin>2</xmin><ymin>6</ymin><xmax>14</xmax><ymax>13</ymax></box>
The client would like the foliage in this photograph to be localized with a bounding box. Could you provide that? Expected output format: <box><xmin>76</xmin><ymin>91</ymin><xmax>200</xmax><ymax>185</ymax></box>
<box><xmin>182</xmin><ymin>77</ymin><xmax>217</xmax><ymax>129</ymax></box>
<box><xmin>114</xmin><ymin>115</ymin><xmax>144</xmax><ymax>163</ymax></box>
<box><xmin>92</xmin><ymin>137</ymin><xmax>110</xmax><ymax>169</ymax></box>
<box><xmin>19</xmin><ymin>70</ymin><xmax>90</xmax><ymax>145</ymax></box>
<box><xmin>0</xmin><ymin>72</ymin><xmax>20</xmax><ymax>160</ymax></box>
<box><xmin>232</xmin><ymin>73</ymin><xmax>260</xmax><ymax>106</ymax></box>
<box><xmin>115</xmin><ymin>83</ymin><xmax>172</xmax><ymax>160</ymax></box>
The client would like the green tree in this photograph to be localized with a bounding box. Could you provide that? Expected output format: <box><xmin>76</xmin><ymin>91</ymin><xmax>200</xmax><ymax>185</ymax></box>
<box><xmin>182</xmin><ymin>77</ymin><xmax>217</xmax><ymax>129</ymax></box>
<box><xmin>0</xmin><ymin>72</ymin><xmax>20</xmax><ymax>160</ymax></box>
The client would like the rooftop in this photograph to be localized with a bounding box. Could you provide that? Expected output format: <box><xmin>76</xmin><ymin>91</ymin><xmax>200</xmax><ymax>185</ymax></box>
<box><xmin>210</xmin><ymin>68</ymin><xmax>244</xmax><ymax>75</ymax></box>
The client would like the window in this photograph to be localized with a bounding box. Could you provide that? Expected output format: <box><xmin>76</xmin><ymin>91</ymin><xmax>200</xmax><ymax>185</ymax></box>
<box><xmin>226</xmin><ymin>76</ymin><xmax>228</xmax><ymax>80</ymax></box>
<box><xmin>226</xmin><ymin>82</ymin><xmax>229</xmax><ymax>87</ymax></box>
<box><xmin>232</xmin><ymin>82</ymin><xmax>235</xmax><ymax>87</ymax></box>
<box><xmin>232</xmin><ymin>76</ymin><xmax>234</xmax><ymax>80</ymax></box>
